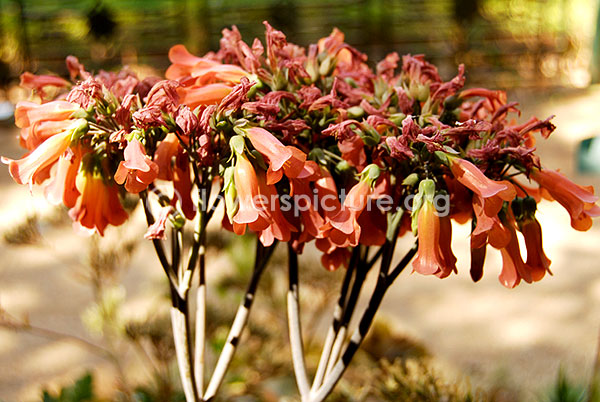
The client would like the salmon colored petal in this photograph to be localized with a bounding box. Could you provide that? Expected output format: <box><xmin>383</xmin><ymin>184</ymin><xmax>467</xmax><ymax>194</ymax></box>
<box><xmin>154</xmin><ymin>133</ymin><xmax>179</xmax><ymax>181</ymax></box>
<box><xmin>437</xmin><ymin>217</ymin><xmax>457</xmax><ymax>278</ymax></box>
<box><xmin>15</xmin><ymin>100</ymin><xmax>79</xmax><ymax>128</ymax></box>
<box><xmin>173</xmin><ymin>155</ymin><xmax>196</xmax><ymax>219</ymax></box>
<box><xmin>343</xmin><ymin>180</ymin><xmax>370</xmax><ymax>212</ymax></box>
<box><xmin>282</xmin><ymin>146</ymin><xmax>307</xmax><ymax>179</ymax></box>
<box><xmin>122</xmin><ymin>139</ymin><xmax>152</xmax><ymax>172</ymax></box>
<box><xmin>177</xmin><ymin>84</ymin><xmax>233</xmax><ymax>109</ymax></box>
<box><xmin>450</xmin><ymin>158</ymin><xmax>509</xmax><ymax>198</ymax></box>
<box><xmin>44</xmin><ymin>148</ymin><xmax>81</xmax><ymax>208</ymax></box>
<box><xmin>233</xmin><ymin>154</ymin><xmax>260</xmax><ymax>225</ymax></box>
<box><xmin>4</xmin><ymin>129</ymin><xmax>72</xmax><ymax>186</ymax></box>
<box><xmin>169</xmin><ymin>44</ymin><xmax>210</xmax><ymax>66</ymax></box>
<box><xmin>412</xmin><ymin>202</ymin><xmax>442</xmax><ymax>275</ymax></box>
<box><xmin>246</xmin><ymin>127</ymin><xmax>292</xmax><ymax>172</ymax></box>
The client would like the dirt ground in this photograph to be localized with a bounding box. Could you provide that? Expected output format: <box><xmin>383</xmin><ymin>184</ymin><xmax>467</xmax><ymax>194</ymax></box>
<box><xmin>1</xmin><ymin>87</ymin><xmax>600</xmax><ymax>401</ymax></box>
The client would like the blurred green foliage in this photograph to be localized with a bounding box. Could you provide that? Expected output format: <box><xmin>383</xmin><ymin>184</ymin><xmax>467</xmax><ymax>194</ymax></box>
<box><xmin>42</xmin><ymin>373</ymin><xmax>93</xmax><ymax>402</ymax></box>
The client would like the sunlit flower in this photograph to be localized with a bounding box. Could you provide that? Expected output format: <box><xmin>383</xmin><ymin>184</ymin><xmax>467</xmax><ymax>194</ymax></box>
<box><xmin>166</xmin><ymin>44</ymin><xmax>249</xmax><ymax>84</ymax></box>
<box><xmin>166</xmin><ymin>44</ymin><xmax>249</xmax><ymax>109</ymax></box>
<box><xmin>412</xmin><ymin>198</ymin><xmax>442</xmax><ymax>275</ymax></box>
<box><xmin>20</xmin><ymin>72</ymin><xmax>69</xmax><ymax>101</ymax></box>
<box><xmin>3</xmin><ymin>119</ymin><xmax>86</xmax><ymax>187</ymax></box>
<box><xmin>144</xmin><ymin>206</ymin><xmax>173</xmax><ymax>240</ymax></box>
<box><xmin>44</xmin><ymin>147</ymin><xmax>82</xmax><ymax>208</ymax></box>
<box><xmin>178</xmin><ymin>83</ymin><xmax>234</xmax><ymax>109</ymax></box>
<box><xmin>68</xmin><ymin>170</ymin><xmax>128</xmax><ymax>236</ymax></box>
<box><xmin>15</xmin><ymin>100</ymin><xmax>82</xmax><ymax>149</ymax></box>
<box><xmin>114</xmin><ymin>139</ymin><xmax>159</xmax><ymax>194</ymax></box>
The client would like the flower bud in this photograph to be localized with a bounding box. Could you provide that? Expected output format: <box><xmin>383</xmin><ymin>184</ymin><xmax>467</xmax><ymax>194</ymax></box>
<box><xmin>347</xmin><ymin>106</ymin><xmax>365</xmax><ymax>119</ymax></box>
<box><xmin>411</xmin><ymin>178</ymin><xmax>436</xmax><ymax>234</ymax></box>
<box><xmin>230</xmin><ymin>135</ymin><xmax>246</xmax><ymax>155</ymax></box>
<box><xmin>223</xmin><ymin>166</ymin><xmax>238</xmax><ymax>223</ymax></box>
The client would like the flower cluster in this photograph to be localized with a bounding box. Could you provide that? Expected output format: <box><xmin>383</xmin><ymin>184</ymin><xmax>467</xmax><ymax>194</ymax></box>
<box><xmin>4</xmin><ymin>22</ymin><xmax>599</xmax><ymax>288</ymax></box>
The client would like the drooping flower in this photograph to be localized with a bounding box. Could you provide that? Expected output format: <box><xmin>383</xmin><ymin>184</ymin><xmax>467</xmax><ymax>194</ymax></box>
<box><xmin>3</xmin><ymin>119</ymin><xmax>87</xmax><ymax>187</ymax></box>
<box><xmin>497</xmin><ymin>217</ymin><xmax>532</xmax><ymax>288</ymax></box>
<box><xmin>172</xmin><ymin>152</ymin><xmax>196</xmax><ymax>220</ymax></box>
<box><xmin>15</xmin><ymin>100</ymin><xmax>82</xmax><ymax>149</ymax></box>
<box><xmin>411</xmin><ymin>179</ymin><xmax>456</xmax><ymax>276</ymax></box>
<box><xmin>321</xmin><ymin>165</ymin><xmax>380</xmax><ymax>248</ymax></box>
<box><xmin>255</xmin><ymin>171</ymin><xmax>297</xmax><ymax>246</ymax></box>
<box><xmin>436</xmin><ymin>216</ymin><xmax>457</xmax><ymax>278</ymax></box>
<box><xmin>532</xmin><ymin>168</ymin><xmax>600</xmax><ymax>231</ymax></box>
<box><xmin>448</xmin><ymin>156</ymin><xmax>512</xmax><ymax>199</ymax></box>
<box><xmin>231</xmin><ymin>150</ymin><xmax>269</xmax><ymax>234</ymax></box>
<box><xmin>68</xmin><ymin>170</ymin><xmax>128</xmax><ymax>236</ymax></box>
<box><xmin>114</xmin><ymin>139</ymin><xmax>159</xmax><ymax>194</ymax></box>
<box><xmin>153</xmin><ymin>133</ymin><xmax>196</xmax><ymax>219</ymax></box>
<box><xmin>316</xmin><ymin>238</ymin><xmax>351</xmax><ymax>271</ymax></box>
<box><xmin>44</xmin><ymin>147</ymin><xmax>83</xmax><ymax>208</ymax></box>
<box><xmin>518</xmin><ymin>217</ymin><xmax>552</xmax><ymax>282</ymax></box>
<box><xmin>144</xmin><ymin>206</ymin><xmax>173</xmax><ymax>240</ymax></box>
<box><xmin>20</xmin><ymin>72</ymin><xmax>69</xmax><ymax>101</ymax></box>
<box><xmin>154</xmin><ymin>133</ymin><xmax>179</xmax><ymax>181</ymax></box>
<box><xmin>470</xmin><ymin>194</ymin><xmax>511</xmax><ymax>250</ymax></box>
<box><xmin>289</xmin><ymin>165</ymin><xmax>325</xmax><ymax>244</ymax></box>
<box><xmin>242</xmin><ymin>127</ymin><xmax>306</xmax><ymax>184</ymax></box>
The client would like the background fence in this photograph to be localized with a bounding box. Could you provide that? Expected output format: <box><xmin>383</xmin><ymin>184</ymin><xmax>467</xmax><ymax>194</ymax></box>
<box><xmin>0</xmin><ymin>0</ymin><xmax>596</xmax><ymax>88</ymax></box>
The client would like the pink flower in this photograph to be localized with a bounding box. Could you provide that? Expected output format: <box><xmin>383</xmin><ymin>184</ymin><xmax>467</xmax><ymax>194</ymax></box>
<box><xmin>114</xmin><ymin>139</ymin><xmax>159</xmax><ymax>193</ymax></box>
<box><xmin>144</xmin><ymin>206</ymin><xmax>173</xmax><ymax>240</ymax></box>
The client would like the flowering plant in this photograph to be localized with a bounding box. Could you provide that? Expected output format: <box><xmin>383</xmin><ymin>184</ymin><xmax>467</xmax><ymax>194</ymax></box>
<box><xmin>4</xmin><ymin>22</ymin><xmax>599</xmax><ymax>401</ymax></box>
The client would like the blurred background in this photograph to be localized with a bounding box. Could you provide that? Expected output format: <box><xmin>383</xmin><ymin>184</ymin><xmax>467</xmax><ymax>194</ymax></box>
<box><xmin>2</xmin><ymin>0</ymin><xmax>600</xmax><ymax>401</ymax></box>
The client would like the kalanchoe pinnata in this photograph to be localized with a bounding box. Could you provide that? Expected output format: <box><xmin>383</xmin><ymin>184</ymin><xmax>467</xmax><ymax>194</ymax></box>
<box><xmin>3</xmin><ymin>21</ymin><xmax>600</xmax><ymax>402</ymax></box>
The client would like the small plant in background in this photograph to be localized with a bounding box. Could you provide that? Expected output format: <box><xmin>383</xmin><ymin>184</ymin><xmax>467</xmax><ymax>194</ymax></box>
<box><xmin>42</xmin><ymin>372</ymin><xmax>94</xmax><ymax>402</ymax></box>
<box><xmin>542</xmin><ymin>368</ymin><xmax>589</xmax><ymax>402</ymax></box>
<box><xmin>2</xmin><ymin>20</ymin><xmax>600</xmax><ymax>401</ymax></box>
